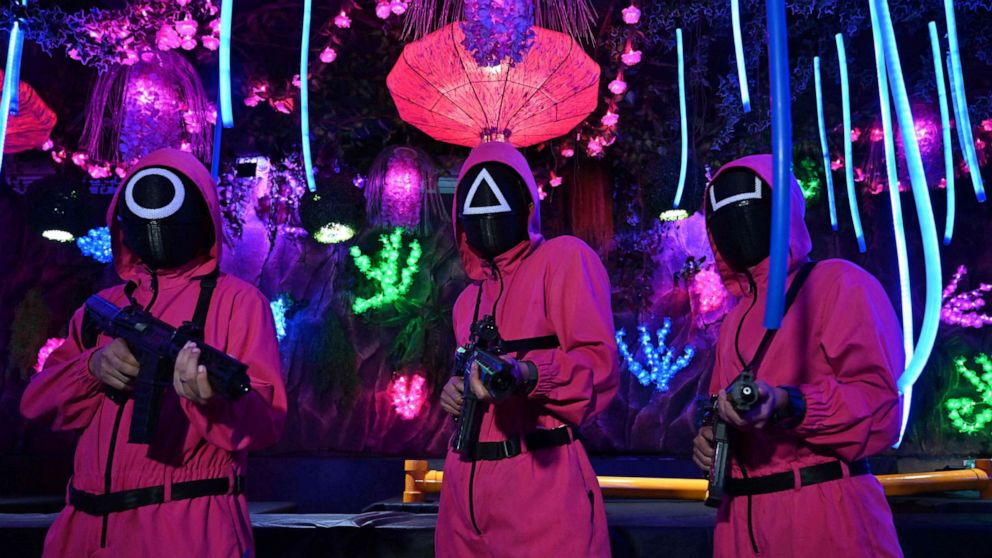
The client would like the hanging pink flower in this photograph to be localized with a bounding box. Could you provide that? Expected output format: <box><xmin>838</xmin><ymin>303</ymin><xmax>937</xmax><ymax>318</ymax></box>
<box><xmin>320</xmin><ymin>47</ymin><xmax>338</xmax><ymax>63</ymax></box>
<box><xmin>155</xmin><ymin>24</ymin><xmax>182</xmax><ymax>50</ymax></box>
<box><xmin>271</xmin><ymin>98</ymin><xmax>294</xmax><ymax>114</ymax></box>
<box><xmin>115</xmin><ymin>167</ymin><xmax>127</xmax><ymax>178</ymax></box>
<box><xmin>175</xmin><ymin>18</ymin><xmax>198</xmax><ymax>37</ymax></box>
<box><xmin>608</xmin><ymin>74</ymin><xmax>628</xmax><ymax>95</ymax></box>
<box><xmin>292</xmin><ymin>74</ymin><xmax>302</xmax><ymax>88</ymax></box>
<box><xmin>68</xmin><ymin>48</ymin><xmax>81</xmax><ymax>61</ymax></box>
<box><xmin>853</xmin><ymin>167</ymin><xmax>866</xmax><ymax>182</ymax></box>
<box><xmin>42</xmin><ymin>139</ymin><xmax>53</xmax><ymax>151</ymax></box>
<box><xmin>938</xmin><ymin>177</ymin><xmax>947</xmax><ymax>189</ymax></box>
<box><xmin>334</xmin><ymin>11</ymin><xmax>352</xmax><ymax>28</ymax></box>
<box><xmin>601</xmin><ymin>110</ymin><xmax>619</xmax><ymax>127</ymax></box>
<box><xmin>71</xmin><ymin>152</ymin><xmax>88</xmax><ymax>167</ymax></box>
<box><xmin>868</xmin><ymin>181</ymin><xmax>884</xmax><ymax>195</ymax></box>
<box><xmin>390</xmin><ymin>0</ymin><xmax>408</xmax><ymax>15</ymax></box>
<box><xmin>52</xmin><ymin>150</ymin><xmax>65</xmax><ymax>163</ymax></box>
<box><xmin>549</xmin><ymin>173</ymin><xmax>563</xmax><ymax>188</ymax></box>
<box><xmin>180</xmin><ymin>141</ymin><xmax>192</xmax><ymax>152</ymax></box>
<box><xmin>538</xmin><ymin>185</ymin><xmax>548</xmax><ymax>200</ymax></box>
<box><xmin>376</xmin><ymin>1</ymin><xmax>393</xmax><ymax>19</ymax></box>
<box><xmin>180</xmin><ymin>37</ymin><xmax>198</xmax><ymax>50</ymax></box>
<box><xmin>830</xmin><ymin>157</ymin><xmax>843</xmax><ymax>171</ymax></box>
<box><xmin>982</xmin><ymin>119</ymin><xmax>992</xmax><ymax>132</ymax></box>
<box><xmin>850</xmin><ymin>127</ymin><xmax>862</xmax><ymax>142</ymax></box>
<box><xmin>561</xmin><ymin>146</ymin><xmax>575</xmax><ymax>158</ymax></box>
<box><xmin>977</xmin><ymin>138</ymin><xmax>987</xmax><ymax>151</ymax></box>
<box><xmin>621</xmin><ymin>48</ymin><xmax>642</xmax><ymax>66</ymax></box>
<box><xmin>587</xmin><ymin>137</ymin><xmax>604</xmax><ymax>156</ymax></box>
<box><xmin>870</xmin><ymin>128</ymin><xmax>884</xmax><ymax>142</ymax></box>
<box><xmin>209</xmin><ymin>18</ymin><xmax>221</xmax><ymax>33</ymax></box>
<box><xmin>244</xmin><ymin>94</ymin><xmax>263</xmax><ymax>107</ymax></box>
<box><xmin>622</xmin><ymin>3</ymin><xmax>641</xmax><ymax>25</ymax></box>
<box><xmin>202</xmin><ymin>35</ymin><xmax>220</xmax><ymax>50</ymax></box>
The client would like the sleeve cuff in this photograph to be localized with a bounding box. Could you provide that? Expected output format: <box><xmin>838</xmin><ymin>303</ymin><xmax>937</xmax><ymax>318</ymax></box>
<box><xmin>527</xmin><ymin>352</ymin><xmax>559</xmax><ymax>398</ymax></box>
<box><xmin>792</xmin><ymin>383</ymin><xmax>830</xmax><ymax>436</ymax></box>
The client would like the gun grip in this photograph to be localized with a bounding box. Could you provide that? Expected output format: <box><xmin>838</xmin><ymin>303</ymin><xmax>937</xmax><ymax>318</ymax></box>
<box><xmin>705</xmin><ymin>419</ymin><xmax>731</xmax><ymax>508</ymax></box>
<box><xmin>128</xmin><ymin>353</ymin><xmax>170</xmax><ymax>444</ymax></box>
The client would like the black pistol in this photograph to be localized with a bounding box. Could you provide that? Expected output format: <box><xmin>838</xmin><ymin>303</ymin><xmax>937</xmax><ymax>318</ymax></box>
<box><xmin>451</xmin><ymin>345</ymin><xmax>519</xmax><ymax>455</ymax></box>
<box><xmin>83</xmin><ymin>295</ymin><xmax>252</xmax><ymax>444</ymax></box>
<box><xmin>704</xmin><ymin>369</ymin><xmax>759</xmax><ymax>507</ymax></box>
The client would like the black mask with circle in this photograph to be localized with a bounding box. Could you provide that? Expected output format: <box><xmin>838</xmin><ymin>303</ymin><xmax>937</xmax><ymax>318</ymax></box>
<box><xmin>456</xmin><ymin>162</ymin><xmax>532</xmax><ymax>260</ymax></box>
<box><xmin>705</xmin><ymin>168</ymin><xmax>773</xmax><ymax>272</ymax></box>
<box><xmin>116</xmin><ymin>166</ymin><xmax>214</xmax><ymax>270</ymax></box>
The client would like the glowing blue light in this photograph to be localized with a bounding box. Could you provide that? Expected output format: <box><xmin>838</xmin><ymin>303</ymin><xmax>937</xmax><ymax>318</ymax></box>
<box><xmin>300</xmin><ymin>0</ymin><xmax>317</xmax><ymax>193</ymax></box>
<box><xmin>730</xmin><ymin>0</ymin><xmax>751</xmax><ymax>113</ymax></box>
<box><xmin>814</xmin><ymin>57</ymin><xmax>839</xmax><ymax>231</ymax></box>
<box><xmin>76</xmin><ymin>227</ymin><xmax>112</xmax><ymax>264</ymax></box>
<box><xmin>869</xmin><ymin>2</ymin><xmax>913</xmax><ymax>364</ymax></box>
<box><xmin>0</xmin><ymin>17</ymin><xmax>25</xmax><ymax>174</ymax></box>
<box><xmin>616</xmin><ymin>318</ymin><xmax>695</xmax><ymax>392</ymax></box>
<box><xmin>944</xmin><ymin>0</ymin><xmax>985</xmax><ymax>202</ymax></box>
<box><xmin>219</xmin><ymin>0</ymin><xmax>234</xmax><ymax>129</ymax></box>
<box><xmin>673</xmin><ymin>28</ymin><xmax>689</xmax><ymax>208</ymax></box>
<box><xmin>836</xmin><ymin>34</ymin><xmax>866</xmax><ymax>253</ymax></box>
<box><xmin>928</xmin><ymin>22</ymin><xmax>955</xmax><ymax>246</ymax></box>
<box><xmin>270</xmin><ymin>295</ymin><xmax>289</xmax><ymax>341</ymax></box>
<box><xmin>871</xmin><ymin>0</ymin><xmax>942</xmax><ymax>447</ymax></box>
<box><xmin>764</xmin><ymin>0</ymin><xmax>792</xmax><ymax>329</ymax></box>
<box><xmin>211</xmin><ymin>93</ymin><xmax>223</xmax><ymax>181</ymax></box>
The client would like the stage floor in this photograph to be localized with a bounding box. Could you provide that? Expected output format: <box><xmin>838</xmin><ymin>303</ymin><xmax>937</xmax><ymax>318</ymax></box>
<box><xmin>1</xmin><ymin>495</ymin><xmax>990</xmax><ymax>557</ymax></box>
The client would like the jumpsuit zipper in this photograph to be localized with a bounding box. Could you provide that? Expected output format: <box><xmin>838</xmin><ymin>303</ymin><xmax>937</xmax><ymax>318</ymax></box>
<box><xmin>733</xmin><ymin>272</ymin><xmax>760</xmax><ymax>554</ymax></box>
<box><xmin>101</xmin><ymin>271</ymin><xmax>158</xmax><ymax>548</ymax></box>
<box><xmin>468</xmin><ymin>461</ymin><xmax>482</xmax><ymax>535</ymax></box>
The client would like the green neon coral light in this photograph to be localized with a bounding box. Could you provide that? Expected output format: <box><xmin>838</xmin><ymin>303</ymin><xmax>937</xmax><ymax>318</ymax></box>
<box><xmin>349</xmin><ymin>227</ymin><xmax>422</xmax><ymax>314</ymax></box>
<box><xmin>945</xmin><ymin>353</ymin><xmax>992</xmax><ymax>435</ymax></box>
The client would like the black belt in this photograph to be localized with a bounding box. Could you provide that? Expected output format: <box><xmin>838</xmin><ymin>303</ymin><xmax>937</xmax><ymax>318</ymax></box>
<box><xmin>69</xmin><ymin>476</ymin><xmax>245</xmax><ymax>516</ymax></box>
<box><xmin>471</xmin><ymin>426</ymin><xmax>577</xmax><ymax>461</ymax></box>
<box><xmin>726</xmin><ymin>459</ymin><xmax>870</xmax><ymax>497</ymax></box>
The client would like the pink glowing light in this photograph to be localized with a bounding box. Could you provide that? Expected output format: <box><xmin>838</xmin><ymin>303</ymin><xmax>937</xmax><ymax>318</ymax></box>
<box><xmin>942</xmin><ymin>265</ymin><xmax>992</xmax><ymax>328</ymax></box>
<box><xmin>850</xmin><ymin>127</ymin><xmax>862</xmax><ymax>142</ymax></box>
<box><xmin>690</xmin><ymin>267</ymin><xmax>727</xmax><ymax>314</ymax></box>
<box><xmin>180</xmin><ymin>37</ymin><xmax>197</xmax><ymax>50</ymax></box>
<box><xmin>870</xmin><ymin>128</ymin><xmax>884</xmax><ymax>142</ymax></box>
<box><xmin>390</xmin><ymin>0</ymin><xmax>409</xmax><ymax>15</ymax></box>
<box><xmin>538</xmin><ymin>185</ymin><xmax>548</xmax><ymax>200</ymax></box>
<box><xmin>35</xmin><ymin>338</ymin><xmax>66</xmax><ymax>373</ymax></box>
<box><xmin>939</xmin><ymin>177</ymin><xmax>947</xmax><ymax>189</ymax></box>
<box><xmin>271</xmin><ymin>98</ymin><xmax>293</xmax><ymax>114</ymax></box>
<box><xmin>830</xmin><ymin>157</ymin><xmax>843</xmax><ymax>171</ymax></box>
<box><xmin>621</xmin><ymin>48</ymin><xmax>642</xmax><ymax>66</ymax></box>
<box><xmin>601</xmin><ymin>110</ymin><xmax>619</xmax><ymax>127</ymax></box>
<box><xmin>550</xmin><ymin>173</ymin><xmax>563</xmax><ymax>188</ymax></box>
<box><xmin>382</xmin><ymin>149</ymin><xmax>424</xmax><ymax>227</ymax></box>
<box><xmin>42</xmin><ymin>139</ymin><xmax>53</xmax><ymax>151</ymax></box>
<box><xmin>608</xmin><ymin>71</ymin><xmax>628</xmax><ymax>95</ymax></box>
<box><xmin>156</xmin><ymin>24</ymin><xmax>182</xmax><ymax>51</ymax></box>
<box><xmin>319</xmin><ymin>47</ymin><xmax>338</xmax><ymax>63</ymax></box>
<box><xmin>292</xmin><ymin>74</ymin><xmax>302</xmax><ymax>89</ymax></box>
<box><xmin>175</xmin><ymin>18</ymin><xmax>198</xmax><ymax>37</ymax></box>
<box><xmin>622</xmin><ymin>3</ymin><xmax>641</xmax><ymax>24</ymax></box>
<box><xmin>868</xmin><ymin>181</ymin><xmax>885</xmax><ymax>195</ymax></box>
<box><xmin>244</xmin><ymin>94</ymin><xmax>262</xmax><ymax>107</ymax></box>
<box><xmin>334</xmin><ymin>11</ymin><xmax>352</xmax><ymax>28</ymax></box>
<box><xmin>202</xmin><ymin>35</ymin><xmax>219</xmax><ymax>50</ymax></box>
<box><xmin>587</xmin><ymin>137</ymin><xmax>604</xmax><ymax>156</ymax></box>
<box><xmin>376</xmin><ymin>1</ymin><xmax>392</xmax><ymax>19</ymax></box>
<box><xmin>389</xmin><ymin>374</ymin><xmax>427</xmax><ymax>420</ymax></box>
<box><xmin>854</xmin><ymin>167</ymin><xmax>866</xmax><ymax>182</ymax></box>
<box><xmin>981</xmin><ymin>119</ymin><xmax>992</xmax><ymax>132</ymax></box>
<box><xmin>561</xmin><ymin>146</ymin><xmax>575</xmax><ymax>158</ymax></box>
<box><xmin>71</xmin><ymin>152</ymin><xmax>88</xmax><ymax>167</ymax></box>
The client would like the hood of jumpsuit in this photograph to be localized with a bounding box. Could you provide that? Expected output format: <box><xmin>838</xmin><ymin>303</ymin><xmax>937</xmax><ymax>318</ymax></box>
<box><xmin>704</xmin><ymin>154</ymin><xmax>813</xmax><ymax>297</ymax></box>
<box><xmin>107</xmin><ymin>148</ymin><xmax>223</xmax><ymax>284</ymax></box>
<box><xmin>452</xmin><ymin>141</ymin><xmax>544</xmax><ymax>280</ymax></box>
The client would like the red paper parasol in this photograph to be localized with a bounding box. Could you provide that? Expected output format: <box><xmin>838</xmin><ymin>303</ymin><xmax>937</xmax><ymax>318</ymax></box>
<box><xmin>387</xmin><ymin>23</ymin><xmax>600</xmax><ymax>148</ymax></box>
<box><xmin>0</xmin><ymin>73</ymin><xmax>56</xmax><ymax>153</ymax></box>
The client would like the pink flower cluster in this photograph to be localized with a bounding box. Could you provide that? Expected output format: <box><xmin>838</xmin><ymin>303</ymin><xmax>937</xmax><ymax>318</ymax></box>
<box><xmin>942</xmin><ymin>265</ymin><xmax>992</xmax><ymax>328</ymax></box>
<box><xmin>389</xmin><ymin>374</ymin><xmax>427</xmax><ymax>419</ymax></box>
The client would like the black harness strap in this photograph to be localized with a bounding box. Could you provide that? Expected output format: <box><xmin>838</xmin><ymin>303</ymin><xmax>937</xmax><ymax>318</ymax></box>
<box><xmin>191</xmin><ymin>269</ymin><xmax>219</xmax><ymax>335</ymax></box>
<box><xmin>496</xmin><ymin>335</ymin><xmax>561</xmax><ymax>356</ymax></box>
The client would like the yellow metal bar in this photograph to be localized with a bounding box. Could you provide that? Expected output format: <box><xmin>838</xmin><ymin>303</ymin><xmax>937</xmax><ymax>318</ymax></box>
<box><xmin>403</xmin><ymin>460</ymin><xmax>429</xmax><ymax>503</ymax></box>
<box><xmin>410</xmin><ymin>459</ymin><xmax>992</xmax><ymax>501</ymax></box>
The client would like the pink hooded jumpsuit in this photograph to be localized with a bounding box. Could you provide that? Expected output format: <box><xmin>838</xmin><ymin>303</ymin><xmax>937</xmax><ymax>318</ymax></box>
<box><xmin>435</xmin><ymin>142</ymin><xmax>619</xmax><ymax>557</ymax></box>
<box><xmin>706</xmin><ymin>155</ymin><xmax>903</xmax><ymax>557</ymax></box>
<box><xmin>21</xmin><ymin>149</ymin><xmax>287</xmax><ymax>558</ymax></box>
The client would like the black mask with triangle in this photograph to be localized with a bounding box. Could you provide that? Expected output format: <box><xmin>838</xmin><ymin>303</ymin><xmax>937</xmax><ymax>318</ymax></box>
<box><xmin>456</xmin><ymin>162</ymin><xmax>531</xmax><ymax>260</ymax></box>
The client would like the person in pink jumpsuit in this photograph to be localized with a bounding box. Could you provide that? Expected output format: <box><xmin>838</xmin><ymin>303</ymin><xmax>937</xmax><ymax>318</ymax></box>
<box><xmin>21</xmin><ymin>149</ymin><xmax>287</xmax><ymax>557</ymax></box>
<box><xmin>692</xmin><ymin>154</ymin><xmax>903</xmax><ymax>557</ymax></box>
<box><xmin>436</xmin><ymin>141</ymin><xmax>619</xmax><ymax>557</ymax></box>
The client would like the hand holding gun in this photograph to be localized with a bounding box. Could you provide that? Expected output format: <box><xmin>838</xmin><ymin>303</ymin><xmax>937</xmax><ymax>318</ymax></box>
<box><xmin>700</xmin><ymin>370</ymin><xmax>759</xmax><ymax>508</ymax></box>
<box><xmin>83</xmin><ymin>295</ymin><xmax>252</xmax><ymax>445</ymax></box>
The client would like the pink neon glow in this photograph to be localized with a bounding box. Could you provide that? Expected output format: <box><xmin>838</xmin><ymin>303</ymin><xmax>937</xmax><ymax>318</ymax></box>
<box><xmin>202</xmin><ymin>35</ymin><xmax>219</xmax><ymax>50</ymax></box>
<box><xmin>42</xmin><ymin>139</ymin><xmax>53</xmax><ymax>151</ymax></box>
<box><xmin>870</xmin><ymin>128</ymin><xmax>884</xmax><ymax>142</ymax></box>
<box><xmin>622</xmin><ymin>3</ymin><xmax>641</xmax><ymax>25</ymax></box>
<box><xmin>941</xmin><ymin>265</ymin><xmax>992</xmax><ymax>328</ymax></box>
<box><xmin>621</xmin><ymin>48</ymin><xmax>642</xmax><ymax>66</ymax></box>
<box><xmin>389</xmin><ymin>374</ymin><xmax>427</xmax><ymax>419</ymax></box>
<box><xmin>587</xmin><ymin>137</ymin><xmax>604</xmax><ymax>156</ymax></box>
<box><xmin>850</xmin><ymin>127</ymin><xmax>862</xmax><ymax>142</ymax></box>
<box><xmin>35</xmin><ymin>338</ymin><xmax>66</xmax><ymax>374</ymax></box>
<box><xmin>561</xmin><ymin>146</ymin><xmax>575</xmax><ymax>158</ymax></box>
<box><xmin>830</xmin><ymin>157</ymin><xmax>843</xmax><ymax>171</ymax></box>
<box><xmin>376</xmin><ymin>1</ymin><xmax>392</xmax><ymax>19</ymax></box>
<box><xmin>390</xmin><ymin>0</ymin><xmax>409</xmax><ymax>15</ymax></box>
<box><xmin>72</xmin><ymin>152</ymin><xmax>88</xmax><ymax>167</ymax></box>
<box><xmin>382</xmin><ymin>149</ymin><xmax>424</xmax><ymax>227</ymax></box>
<box><xmin>550</xmin><ymin>173</ymin><xmax>562</xmax><ymax>188</ymax></box>
<box><xmin>601</xmin><ymin>110</ymin><xmax>619</xmax><ymax>127</ymax></box>
<box><xmin>175</xmin><ymin>18</ymin><xmax>198</xmax><ymax>37</ymax></box>
<box><xmin>320</xmin><ymin>47</ymin><xmax>338</xmax><ymax>63</ymax></box>
<box><xmin>608</xmin><ymin>72</ymin><xmax>628</xmax><ymax>95</ymax></box>
<box><xmin>334</xmin><ymin>11</ymin><xmax>352</xmax><ymax>28</ymax></box>
<box><xmin>690</xmin><ymin>267</ymin><xmax>727</xmax><ymax>314</ymax></box>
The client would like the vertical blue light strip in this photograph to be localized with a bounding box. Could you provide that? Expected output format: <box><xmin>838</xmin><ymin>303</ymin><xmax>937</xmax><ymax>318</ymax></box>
<box><xmin>947</xmin><ymin>55</ymin><xmax>967</xmax><ymax>160</ymax></box>
<box><xmin>814</xmin><ymin>57</ymin><xmax>839</xmax><ymax>231</ymax></box>
<box><xmin>929</xmin><ymin>22</ymin><xmax>955</xmax><ymax>245</ymax></box>
<box><xmin>8</xmin><ymin>0</ymin><xmax>24</xmax><ymax>116</ymax></box>
<box><xmin>944</xmin><ymin>0</ymin><xmax>985</xmax><ymax>202</ymax></box>
<box><xmin>730</xmin><ymin>0</ymin><xmax>751</xmax><ymax>113</ymax></box>
<box><xmin>300</xmin><ymin>0</ymin><xmax>316</xmax><ymax>192</ymax></box>
<box><xmin>219</xmin><ymin>0</ymin><xmax>234</xmax><ymax>129</ymax></box>
<box><xmin>835</xmin><ymin>34</ymin><xmax>866</xmax><ymax>253</ymax></box>
<box><xmin>0</xmin><ymin>20</ymin><xmax>25</xmax><ymax>175</ymax></box>
<box><xmin>869</xmin><ymin>1</ymin><xmax>913</xmax><ymax>364</ymax></box>
<box><xmin>673</xmin><ymin>29</ymin><xmax>688</xmax><ymax>207</ymax></box>
<box><xmin>763</xmin><ymin>0</ymin><xmax>791</xmax><ymax>329</ymax></box>
<box><xmin>211</xmin><ymin>93</ymin><xmax>223</xmax><ymax>181</ymax></box>
<box><xmin>871</xmin><ymin>0</ymin><xmax>942</xmax><ymax>447</ymax></box>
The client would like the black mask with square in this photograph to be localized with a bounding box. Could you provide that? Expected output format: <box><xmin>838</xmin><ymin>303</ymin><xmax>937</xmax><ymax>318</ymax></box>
<box><xmin>456</xmin><ymin>162</ymin><xmax>531</xmax><ymax>260</ymax></box>
<box><xmin>705</xmin><ymin>169</ymin><xmax>773</xmax><ymax>272</ymax></box>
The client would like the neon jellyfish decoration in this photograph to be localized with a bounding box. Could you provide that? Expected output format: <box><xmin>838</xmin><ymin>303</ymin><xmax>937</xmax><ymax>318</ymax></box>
<box><xmin>389</xmin><ymin>373</ymin><xmax>428</xmax><ymax>420</ymax></box>
<box><xmin>35</xmin><ymin>338</ymin><xmax>66</xmax><ymax>373</ymax></box>
<box><xmin>365</xmin><ymin>146</ymin><xmax>448</xmax><ymax>236</ymax></box>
